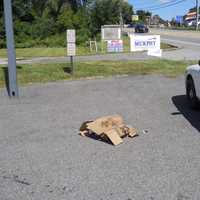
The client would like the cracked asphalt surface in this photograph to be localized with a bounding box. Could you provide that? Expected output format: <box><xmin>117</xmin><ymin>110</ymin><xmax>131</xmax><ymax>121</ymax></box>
<box><xmin>0</xmin><ymin>75</ymin><xmax>200</xmax><ymax>200</ymax></box>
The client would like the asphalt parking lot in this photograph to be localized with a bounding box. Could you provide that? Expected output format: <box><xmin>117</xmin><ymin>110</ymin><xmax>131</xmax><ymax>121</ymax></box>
<box><xmin>0</xmin><ymin>75</ymin><xmax>200</xmax><ymax>200</ymax></box>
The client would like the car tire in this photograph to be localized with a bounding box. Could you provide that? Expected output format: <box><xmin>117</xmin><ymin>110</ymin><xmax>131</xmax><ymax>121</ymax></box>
<box><xmin>186</xmin><ymin>77</ymin><xmax>199</xmax><ymax>109</ymax></box>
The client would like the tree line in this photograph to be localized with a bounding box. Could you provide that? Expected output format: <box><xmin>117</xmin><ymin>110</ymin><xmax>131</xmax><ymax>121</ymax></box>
<box><xmin>0</xmin><ymin>0</ymin><xmax>133</xmax><ymax>48</ymax></box>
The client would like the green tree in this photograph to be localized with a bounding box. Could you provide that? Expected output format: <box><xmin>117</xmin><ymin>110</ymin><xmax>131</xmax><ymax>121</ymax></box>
<box><xmin>0</xmin><ymin>0</ymin><xmax>134</xmax><ymax>47</ymax></box>
<box><xmin>89</xmin><ymin>0</ymin><xmax>133</xmax><ymax>35</ymax></box>
<box><xmin>136</xmin><ymin>10</ymin><xmax>151</xmax><ymax>23</ymax></box>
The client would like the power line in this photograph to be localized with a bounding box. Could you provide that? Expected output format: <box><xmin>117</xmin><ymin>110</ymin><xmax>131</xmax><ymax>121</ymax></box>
<box><xmin>136</xmin><ymin>0</ymin><xmax>174</xmax><ymax>9</ymax></box>
<box><xmin>133</xmin><ymin>0</ymin><xmax>160</xmax><ymax>7</ymax></box>
<box><xmin>137</xmin><ymin>0</ymin><xmax>188</xmax><ymax>11</ymax></box>
<box><xmin>149</xmin><ymin>0</ymin><xmax>188</xmax><ymax>11</ymax></box>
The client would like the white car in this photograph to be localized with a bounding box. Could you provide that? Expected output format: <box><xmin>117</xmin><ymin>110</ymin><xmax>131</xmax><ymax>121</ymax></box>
<box><xmin>185</xmin><ymin>61</ymin><xmax>200</xmax><ymax>108</ymax></box>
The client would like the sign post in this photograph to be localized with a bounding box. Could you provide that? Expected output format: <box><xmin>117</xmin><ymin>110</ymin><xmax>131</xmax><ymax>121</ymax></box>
<box><xmin>101</xmin><ymin>27</ymin><xmax>121</xmax><ymax>41</ymax></box>
<box><xmin>101</xmin><ymin>26</ymin><xmax>122</xmax><ymax>53</ymax></box>
<box><xmin>70</xmin><ymin>56</ymin><xmax>74</xmax><ymax>75</ymax></box>
<box><xmin>67</xmin><ymin>30</ymin><xmax>76</xmax><ymax>75</ymax></box>
<box><xmin>3</xmin><ymin>0</ymin><xmax>19</xmax><ymax>97</ymax></box>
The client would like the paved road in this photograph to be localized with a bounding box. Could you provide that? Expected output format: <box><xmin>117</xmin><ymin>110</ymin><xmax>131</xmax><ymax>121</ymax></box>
<box><xmin>162</xmin><ymin>36</ymin><xmax>200</xmax><ymax>48</ymax></box>
<box><xmin>0</xmin><ymin>75</ymin><xmax>200</xmax><ymax>200</ymax></box>
<box><xmin>151</xmin><ymin>28</ymin><xmax>200</xmax><ymax>60</ymax></box>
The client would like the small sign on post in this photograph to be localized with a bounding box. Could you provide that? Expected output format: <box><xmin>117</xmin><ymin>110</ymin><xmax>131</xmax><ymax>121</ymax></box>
<box><xmin>107</xmin><ymin>40</ymin><xmax>123</xmax><ymax>53</ymax></box>
<box><xmin>67</xmin><ymin>43</ymin><xmax>76</xmax><ymax>56</ymax></box>
<box><xmin>101</xmin><ymin>27</ymin><xmax>121</xmax><ymax>40</ymax></box>
<box><xmin>132</xmin><ymin>15</ymin><xmax>139</xmax><ymax>21</ymax></box>
<box><xmin>67</xmin><ymin>29</ymin><xmax>76</xmax><ymax>75</ymax></box>
<box><xmin>101</xmin><ymin>26</ymin><xmax>122</xmax><ymax>53</ymax></box>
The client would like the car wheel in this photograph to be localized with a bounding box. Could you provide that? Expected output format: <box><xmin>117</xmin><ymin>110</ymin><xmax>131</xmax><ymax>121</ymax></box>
<box><xmin>186</xmin><ymin>78</ymin><xmax>199</xmax><ymax>109</ymax></box>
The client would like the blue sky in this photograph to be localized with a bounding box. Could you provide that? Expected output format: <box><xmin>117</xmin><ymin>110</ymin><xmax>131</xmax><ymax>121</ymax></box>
<box><xmin>129</xmin><ymin>0</ymin><xmax>196</xmax><ymax>20</ymax></box>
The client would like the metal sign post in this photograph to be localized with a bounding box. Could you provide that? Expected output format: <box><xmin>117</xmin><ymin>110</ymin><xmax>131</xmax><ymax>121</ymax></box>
<box><xmin>3</xmin><ymin>0</ymin><xmax>19</xmax><ymax>97</ymax></box>
<box><xmin>70</xmin><ymin>56</ymin><xmax>74</xmax><ymax>75</ymax></box>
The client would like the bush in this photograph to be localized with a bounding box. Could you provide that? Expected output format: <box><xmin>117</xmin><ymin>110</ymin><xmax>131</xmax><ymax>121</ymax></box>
<box><xmin>76</xmin><ymin>28</ymin><xmax>90</xmax><ymax>45</ymax></box>
<box><xmin>30</xmin><ymin>17</ymin><xmax>57</xmax><ymax>39</ymax></box>
<box><xmin>42</xmin><ymin>34</ymin><xmax>66</xmax><ymax>47</ymax></box>
<box><xmin>0</xmin><ymin>39</ymin><xmax>6</xmax><ymax>48</ymax></box>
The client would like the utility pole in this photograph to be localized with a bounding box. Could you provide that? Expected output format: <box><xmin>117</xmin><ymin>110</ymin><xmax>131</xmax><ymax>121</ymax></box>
<box><xmin>196</xmin><ymin>0</ymin><xmax>199</xmax><ymax>30</ymax></box>
<box><xmin>119</xmin><ymin>1</ymin><xmax>123</xmax><ymax>31</ymax></box>
<box><xmin>3</xmin><ymin>0</ymin><xmax>19</xmax><ymax>97</ymax></box>
<box><xmin>119</xmin><ymin>8</ymin><xmax>123</xmax><ymax>30</ymax></box>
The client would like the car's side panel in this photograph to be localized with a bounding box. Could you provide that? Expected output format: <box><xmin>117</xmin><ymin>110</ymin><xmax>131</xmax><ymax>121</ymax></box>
<box><xmin>186</xmin><ymin>65</ymin><xmax>200</xmax><ymax>99</ymax></box>
<box><xmin>193</xmin><ymin>70</ymin><xmax>200</xmax><ymax>98</ymax></box>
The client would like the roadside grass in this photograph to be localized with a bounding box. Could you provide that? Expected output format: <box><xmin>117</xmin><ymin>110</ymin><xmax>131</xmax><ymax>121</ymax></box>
<box><xmin>0</xmin><ymin>39</ymin><xmax>175</xmax><ymax>58</ymax></box>
<box><xmin>0</xmin><ymin>60</ymin><xmax>194</xmax><ymax>88</ymax></box>
<box><xmin>160</xmin><ymin>43</ymin><xmax>177</xmax><ymax>50</ymax></box>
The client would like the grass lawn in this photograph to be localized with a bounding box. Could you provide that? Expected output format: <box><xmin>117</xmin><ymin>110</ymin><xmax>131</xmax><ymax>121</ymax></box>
<box><xmin>0</xmin><ymin>36</ymin><xmax>176</xmax><ymax>58</ymax></box>
<box><xmin>0</xmin><ymin>60</ymin><xmax>193</xmax><ymax>88</ymax></box>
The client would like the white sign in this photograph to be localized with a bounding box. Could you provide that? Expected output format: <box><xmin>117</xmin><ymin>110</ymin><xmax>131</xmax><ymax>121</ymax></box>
<box><xmin>130</xmin><ymin>34</ymin><xmax>160</xmax><ymax>52</ymax></box>
<box><xmin>101</xmin><ymin>28</ymin><xmax>121</xmax><ymax>40</ymax></box>
<box><xmin>147</xmin><ymin>49</ymin><xmax>162</xmax><ymax>57</ymax></box>
<box><xmin>132</xmin><ymin>15</ymin><xmax>139</xmax><ymax>21</ymax></box>
<box><xmin>67</xmin><ymin>43</ymin><xmax>76</xmax><ymax>56</ymax></box>
<box><xmin>107</xmin><ymin>40</ymin><xmax>123</xmax><ymax>52</ymax></box>
<box><xmin>67</xmin><ymin>29</ymin><xmax>76</xmax><ymax>56</ymax></box>
<box><xmin>67</xmin><ymin>29</ymin><xmax>75</xmax><ymax>43</ymax></box>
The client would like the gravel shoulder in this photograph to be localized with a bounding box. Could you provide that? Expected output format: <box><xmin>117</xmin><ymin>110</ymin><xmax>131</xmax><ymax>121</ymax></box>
<box><xmin>0</xmin><ymin>75</ymin><xmax>200</xmax><ymax>200</ymax></box>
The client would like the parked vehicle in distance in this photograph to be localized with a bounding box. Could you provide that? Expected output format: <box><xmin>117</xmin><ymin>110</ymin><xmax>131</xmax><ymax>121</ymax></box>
<box><xmin>135</xmin><ymin>24</ymin><xmax>149</xmax><ymax>33</ymax></box>
<box><xmin>185</xmin><ymin>60</ymin><xmax>200</xmax><ymax>108</ymax></box>
<box><xmin>127</xmin><ymin>24</ymin><xmax>136</xmax><ymax>28</ymax></box>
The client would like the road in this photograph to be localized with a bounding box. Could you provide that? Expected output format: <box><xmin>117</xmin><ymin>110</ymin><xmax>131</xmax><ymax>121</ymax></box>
<box><xmin>0</xmin><ymin>75</ymin><xmax>200</xmax><ymax>200</ymax></box>
<box><xmin>151</xmin><ymin>28</ymin><xmax>200</xmax><ymax>60</ymax></box>
<box><xmin>162</xmin><ymin>36</ymin><xmax>200</xmax><ymax>48</ymax></box>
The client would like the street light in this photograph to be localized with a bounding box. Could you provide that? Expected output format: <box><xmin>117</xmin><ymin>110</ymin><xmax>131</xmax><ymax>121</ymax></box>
<box><xmin>3</xmin><ymin>0</ymin><xmax>19</xmax><ymax>97</ymax></box>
